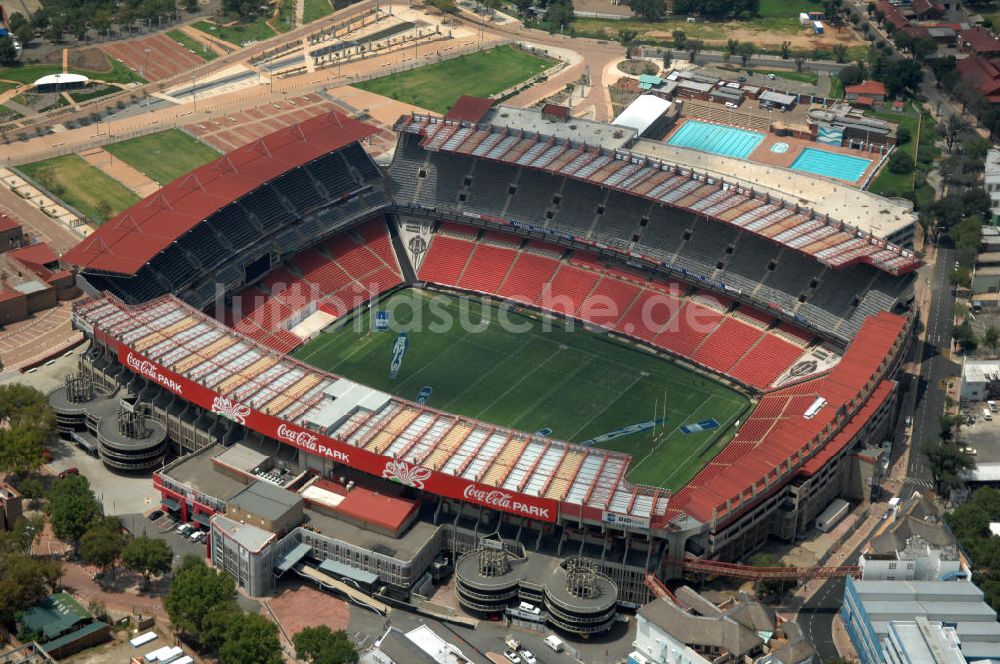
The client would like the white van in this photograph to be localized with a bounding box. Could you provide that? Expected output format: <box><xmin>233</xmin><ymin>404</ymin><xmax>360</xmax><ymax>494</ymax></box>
<box><xmin>983</xmin><ymin>408</ymin><xmax>993</xmax><ymax>421</ymax></box>
<box><xmin>988</xmin><ymin>400</ymin><xmax>998</xmax><ymax>412</ymax></box>
<box><xmin>544</xmin><ymin>635</ymin><xmax>564</xmax><ymax>652</ymax></box>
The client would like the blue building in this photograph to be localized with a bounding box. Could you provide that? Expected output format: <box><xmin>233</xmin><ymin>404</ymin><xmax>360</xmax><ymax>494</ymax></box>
<box><xmin>841</xmin><ymin>577</ymin><xmax>1000</xmax><ymax>663</ymax></box>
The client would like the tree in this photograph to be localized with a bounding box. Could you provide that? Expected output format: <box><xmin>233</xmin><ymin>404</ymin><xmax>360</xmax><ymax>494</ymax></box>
<box><xmin>866</xmin><ymin>1</ymin><xmax>875</xmax><ymax>14</ymax></box>
<box><xmin>737</xmin><ymin>41</ymin><xmax>755</xmax><ymax>66</ymax></box>
<box><xmin>618</xmin><ymin>28</ymin><xmax>638</xmax><ymax>47</ymax></box>
<box><xmin>294</xmin><ymin>626</ymin><xmax>358</xmax><ymax>664</ymax></box>
<box><xmin>14</xmin><ymin>25</ymin><xmax>34</xmax><ymax>49</ymax></box>
<box><xmin>687</xmin><ymin>39</ymin><xmax>704</xmax><ymax>64</ymax></box>
<box><xmin>427</xmin><ymin>0</ymin><xmax>456</xmax><ymax>13</ymax></box>
<box><xmin>543</xmin><ymin>0</ymin><xmax>573</xmax><ymax>28</ymax></box>
<box><xmin>671</xmin><ymin>29</ymin><xmax>686</xmax><ymax>50</ymax></box>
<box><xmin>985</xmin><ymin>326</ymin><xmax>1000</xmax><ymax>353</ymax></box>
<box><xmin>749</xmin><ymin>552</ymin><xmax>794</xmax><ymax>597</ymax></box>
<box><xmin>0</xmin><ymin>518</ymin><xmax>62</xmax><ymax>628</ymax></box>
<box><xmin>165</xmin><ymin>556</ymin><xmax>237</xmax><ymax>639</ymax></box>
<box><xmin>0</xmin><ymin>37</ymin><xmax>17</xmax><ymax>68</ymax></box>
<box><xmin>218</xmin><ymin>613</ymin><xmax>282</xmax><ymax>664</ymax></box>
<box><xmin>95</xmin><ymin>200</ymin><xmax>112</xmax><ymax>222</ymax></box>
<box><xmin>201</xmin><ymin>605</ymin><xmax>243</xmax><ymax>652</ymax></box>
<box><xmin>662</xmin><ymin>49</ymin><xmax>672</xmax><ymax>69</ymax></box>
<box><xmin>794</xmin><ymin>56</ymin><xmax>806</xmax><ymax>72</ymax></box>
<box><xmin>941</xmin><ymin>114</ymin><xmax>966</xmax><ymax>152</ymax></box>
<box><xmin>482</xmin><ymin>0</ymin><xmax>502</xmax><ymax>17</ymax></box>
<box><xmin>911</xmin><ymin>36</ymin><xmax>937</xmax><ymax>61</ymax></box>
<box><xmin>122</xmin><ymin>536</ymin><xmax>172</xmax><ymax>588</ymax></box>
<box><xmin>895</xmin><ymin>125</ymin><xmax>911</xmax><ymax>145</ymax></box>
<box><xmin>47</xmin><ymin>475</ymin><xmax>102</xmax><ymax>549</ymax></box>
<box><xmin>627</xmin><ymin>0</ymin><xmax>666</xmax><ymax>21</ymax></box>
<box><xmin>831</xmin><ymin>44</ymin><xmax>848</xmax><ymax>63</ymax></box>
<box><xmin>888</xmin><ymin>150</ymin><xmax>913</xmax><ymax>174</ymax></box>
<box><xmin>780</xmin><ymin>41</ymin><xmax>790</xmax><ymax>59</ymax></box>
<box><xmin>952</xmin><ymin>318</ymin><xmax>977</xmax><ymax>350</ymax></box>
<box><xmin>80</xmin><ymin>517</ymin><xmax>128</xmax><ymax>580</ymax></box>
<box><xmin>184</xmin><ymin>0</ymin><xmax>199</xmax><ymax>11</ymax></box>
<box><xmin>0</xmin><ymin>385</ymin><xmax>55</xmax><ymax>477</ymax></box>
<box><xmin>7</xmin><ymin>12</ymin><xmax>26</xmax><ymax>31</ymax></box>
<box><xmin>925</xmin><ymin>441</ymin><xmax>975</xmax><ymax>492</ymax></box>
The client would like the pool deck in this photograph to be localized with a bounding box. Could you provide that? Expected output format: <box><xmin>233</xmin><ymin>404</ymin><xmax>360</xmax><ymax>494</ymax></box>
<box><xmin>632</xmin><ymin>131</ymin><xmax>913</xmax><ymax>240</ymax></box>
<box><xmin>664</xmin><ymin>118</ymin><xmax>882</xmax><ymax>186</ymax></box>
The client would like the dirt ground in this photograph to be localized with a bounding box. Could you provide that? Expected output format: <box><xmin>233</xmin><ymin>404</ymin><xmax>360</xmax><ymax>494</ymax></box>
<box><xmin>646</xmin><ymin>25</ymin><xmax>864</xmax><ymax>51</ymax></box>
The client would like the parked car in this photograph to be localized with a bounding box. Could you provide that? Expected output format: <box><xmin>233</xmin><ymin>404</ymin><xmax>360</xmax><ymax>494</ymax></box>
<box><xmin>521</xmin><ymin>650</ymin><xmax>537</xmax><ymax>664</ymax></box>
<box><xmin>767</xmin><ymin>72</ymin><xmax>776</xmax><ymax>80</ymax></box>
<box><xmin>176</xmin><ymin>523</ymin><xmax>193</xmax><ymax>536</ymax></box>
<box><xmin>190</xmin><ymin>530</ymin><xmax>205</xmax><ymax>543</ymax></box>
<box><xmin>147</xmin><ymin>510</ymin><xmax>164</xmax><ymax>521</ymax></box>
<box><xmin>737</xmin><ymin>76</ymin><xmax>747</xmax><ymax>82</ymax></box>
<box><xmin>504</xmin><ymin>638</ymin><xmax>521</xmax><ymax>651</ymax></box>
<box><xmin>504</xmin><ymin>651</ymin><xmax>521</xmax><ymax>664</ymax></box>
<box><xmin>58</xmin><ymin>467</ymin><xmax>79</xmax><ymax>479</ymax></box>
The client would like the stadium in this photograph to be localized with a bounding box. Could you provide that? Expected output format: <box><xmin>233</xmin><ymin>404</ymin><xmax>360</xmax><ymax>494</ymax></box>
<box><xmin>52</xmin><ymin>98</ymin><xmax>917</xmax><ymax>629</ymax></box>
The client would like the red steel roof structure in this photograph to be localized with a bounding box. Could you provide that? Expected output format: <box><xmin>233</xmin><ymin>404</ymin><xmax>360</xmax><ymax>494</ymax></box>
<box><xmin>63</xmin><ymin>111</ymin><xmax>378</xmax><ymax>276</ymax></box>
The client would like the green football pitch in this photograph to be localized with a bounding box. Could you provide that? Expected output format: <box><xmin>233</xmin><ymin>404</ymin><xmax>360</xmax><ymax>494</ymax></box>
<box><xmin>294</xmin><ymin>289</ymin><xmax>751</xmax><ymax>491</ymax></box>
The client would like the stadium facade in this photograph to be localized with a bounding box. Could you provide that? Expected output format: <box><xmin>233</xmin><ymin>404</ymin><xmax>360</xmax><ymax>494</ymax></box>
<box><xmin>53</xmin><ymin>103</ymin><xmax>917</xmax><ymax>626</ymax></box>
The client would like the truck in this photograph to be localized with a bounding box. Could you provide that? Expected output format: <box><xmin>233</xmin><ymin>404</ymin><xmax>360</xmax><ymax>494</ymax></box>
<box><xmin>544</xmin><ymin>635</ymin><xmax>564</xmax><ymax>653</ymax></box>
<box><xmin>813</xmin><ymin>20</ymin><xmax>824</xmax><ymax>34</ymax></box>
<box><xmin>815</xmin><ymin>498</ymin><xmax>849</xmax><ymax>532</ymax></box>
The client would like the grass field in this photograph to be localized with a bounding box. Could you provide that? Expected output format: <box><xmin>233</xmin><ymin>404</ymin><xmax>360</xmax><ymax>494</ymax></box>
<box><xmin>0</xmin><ymin>61</ymin><xmax>145</xmax><ymax>85</ymax></box>
<box><xmin>304</xmin><ymin>0</ymin><xmax>334</xmax><ymax>23</ymax></box>
<box><xmin>354</xmin><ymin>45</ymin><xmax>555</xmax><ymax>114</ymax></box>
<box><xmin>294</xmin><ymin>289</ymin><xmax>749</xmax><ymax>490</ymax></box>
<box><xmin>104</xmin><ymin>129</ymin><xmax>220</xmax><ymax>186</ymax></box>
<box><xmin>193</xmin><ymin>19</ymin><xmax>276</xmax><ymax>46</ymax></box>
<box><xmin>18</xmin><ymin>155</ymin><xmax>140</xmax><ymax>224</ymax></box>
<box><xmin>867</xmin><ymin>104</ymin><xmax>939</xmax><ymax>208</ymax></box>
<box><xmin>167</xmin><ymin>30</ymin><xmax>218</xmax><ymax>61</ymax></box>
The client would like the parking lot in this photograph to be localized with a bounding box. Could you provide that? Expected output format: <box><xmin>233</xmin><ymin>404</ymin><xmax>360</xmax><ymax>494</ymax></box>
<box><xmin>958</xmin><ymin>403</ymin><xmax>1000</xmax><ymax>464</ymax></box>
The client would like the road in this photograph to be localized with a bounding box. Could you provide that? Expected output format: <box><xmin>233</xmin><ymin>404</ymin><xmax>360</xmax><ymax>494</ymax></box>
<box><xmin>797</xmin><ymin>538</ymin><xmax>867</xmax><ymax>663</ymax></box>
<box><xmin>908</xmin><ymin>247</ymin><xmax>959</xmax><ymax>485</ymax></box>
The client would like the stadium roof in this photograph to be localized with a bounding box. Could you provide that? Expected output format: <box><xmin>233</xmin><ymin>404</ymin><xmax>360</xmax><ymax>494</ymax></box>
<box><xmin>74</xmin><ymin>294</ymin><xmax>669</xmax><ymax>527</ymax></box>
<box><xmin>398</xmin><ymin>112</ymin><xmax>920</xmax><ymax>275</ymax></box>
<box><xmin>62</xmin><ymin>111</ymin><xmax>378</xmax><ymax>276</ymax></box>
<box><xmin>670</xmin><ymin>311</ymin><xmax>908</xmax><ymax>525</ymax></box>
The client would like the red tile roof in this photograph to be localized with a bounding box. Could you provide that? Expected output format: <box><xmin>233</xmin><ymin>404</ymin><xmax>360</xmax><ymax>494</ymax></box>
<box><xmin>8</xmin><ymin>242</ymin><xmax>63</xmax><ymax>283</ymax></box>
<box><xmin>957</xmin><ymin>55</ymin><xmax>1000</xmax><ymax>97</ymax></box>
<box><xmin>959</xmin><ymin>27</ymin><xmax>1000</xmax><ymax>54</ymax></box>
<box><xmin>62</xmin><ymin>111</ymin><xmax>378</xmax><ymax>276</ymax></box>
<box><xmin>444</xmin><ymin>95</ymin><xmax>494</xmax><ymax>124</ymax></box>
<box><xmin>911</xmin><ymin>0</ymin><xmax>944</xmax><ymax>17</ymax></box>
<box><xmin>876</xmin><ymin>1</ymin><xmax>909</xmax><ymax>29</ymax></box>
<box><xmin>845</xmin><ymin>80</ymin><xmax>887</xmax><ymax>96</ymax></box>
<box><xmin>0</xmin><ymin>289</ymin><xmax>22</xmax><ymax>303</ymax></box>
<box><xmin>0</xmin><ymin>214</ymin><xmax>20</xmax><ymax>234</ymax></box>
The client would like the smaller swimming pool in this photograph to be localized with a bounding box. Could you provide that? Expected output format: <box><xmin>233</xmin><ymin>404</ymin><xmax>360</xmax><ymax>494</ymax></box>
<box><xmin>666</xmin><ymin>120</ymin><xmax>765</xmax><ymax>159</ymax></box>
<box><xmin>789</xmin><ymin>147</ymin><xmax>871</xmax><ymax>183</ymax></box>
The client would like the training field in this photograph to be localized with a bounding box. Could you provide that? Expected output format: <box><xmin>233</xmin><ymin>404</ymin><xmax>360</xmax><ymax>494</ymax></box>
<box><xmin>354</xmin><ymin>45</ymin><xmax>555</xmax><ymax>114</ymax></box>
<box><xmin>294</xmin><ymin>289</ymin><xmax>749</xmax><ymax>491</ymax></box>
<box><xmin>18</xmin><ymin>155</ymin><xmax>140</xmax><ymax>224</ymax></box>
<box><xmin>104</xmin><ymin>129</ymin><xmax>220</xmax><ymax>186</ymax></box>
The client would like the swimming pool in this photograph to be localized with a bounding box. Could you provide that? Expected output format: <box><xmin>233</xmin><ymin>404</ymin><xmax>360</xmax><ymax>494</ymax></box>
<box><xmin>789</xmin><ymin>147</ymin><xmax>871</xmax><ymax>183</ymax></box>
<box><xmin>666</xmin><ymin>120</ymin><xmax>765</xmax><ymax>158</ymax></box>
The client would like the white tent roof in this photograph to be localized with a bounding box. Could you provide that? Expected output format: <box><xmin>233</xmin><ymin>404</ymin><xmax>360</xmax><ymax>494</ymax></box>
<box><xmin>612</xmin><ymin>95</ymin><xmax>672</xmax><ymax>136</ymax></box>
<box><xmin>34</xmin><ymin>73</ymin><xmax>88</xmax><ymax>87</ymax></box>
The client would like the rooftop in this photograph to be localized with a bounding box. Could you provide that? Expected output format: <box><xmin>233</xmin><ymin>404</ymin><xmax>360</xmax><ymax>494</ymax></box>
<box><xmin>63</xmin><ymin>111</ymin><xmax>378</xmax><ymax>275</ymax></box>
<box><xmin>211</xmin><ymin>513</ymin><xmax>276</xmax><ymax>553</ymax></box>
<box><xmin>228</xmin><ymin>480</ymin><xmax>303</xmax><ymax>521</ymax></box>
<box><xmin>19</xmin><ymin>594</ymin><xmax>92</xmax><ymax>640</ymax></box>
<box><xmin>845</xmin><ymin>80</ymin><xmax>887</xmax><ymax>96</ymax></box>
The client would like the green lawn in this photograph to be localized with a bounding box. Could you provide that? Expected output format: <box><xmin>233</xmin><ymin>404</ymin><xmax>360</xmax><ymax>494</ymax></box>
<box><xmin>18</xmin><ymin>155</ymin><xmax>140</xmax><ymax>224</ymax></box>
<box><xmin>828</xmin><ymin>73</ymin><xmax>844</xmax><ymax>99</ymax></box>
<box><xmin>866</xmin><ymin>104</ymin><xmax>939</xmax><ymax>207</ymax></box>
<box><xmin>67</xmin><ymin>85</ymin><xmax>120</xmax><ymax>104</ymax></box>
<box><xmin>104</xmin><ymin>129</ymin><xmax>220</xmax><ymax>186</ymax></box>
<box><xmin>167</xmin><ymin>29</ymin><xmax>218</xmax><ymax>61</ymax></box>
<box><xmin>720</xmin><ymin>65</ymin><xmax>818</xmax><ymax>85</ymax></box>
<box><xmin>354</xmin><ymin>45</ymin><xmax>555</xmax><ymax>114</ymax></box>
<box><xmin>193</xmin><ymin>19</ymin><xmax>277</xmax><ymax>46</ymax></box>
<box><xmin>0</xmin><ymin>60</ymin><xmax>145</xmax><ymax>85</ymax></box>
<box><xmin>304</xmin><ymin>0</ymin><xmax>334</xmax><ymax>23</ymax></box>
<box><xmin>294</xmin><ymin>289</ymin><xmax>749</xmax><ymax>490</ymax></box>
